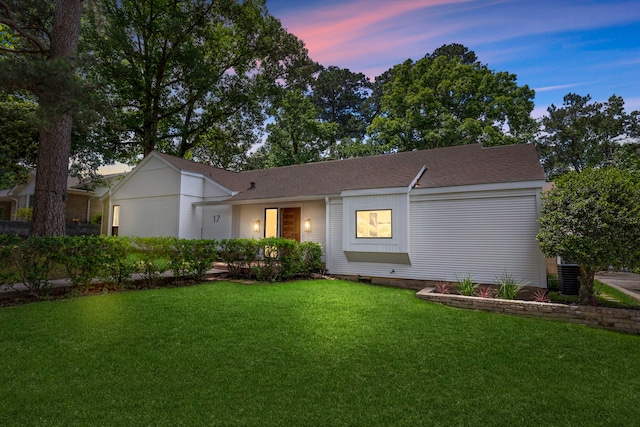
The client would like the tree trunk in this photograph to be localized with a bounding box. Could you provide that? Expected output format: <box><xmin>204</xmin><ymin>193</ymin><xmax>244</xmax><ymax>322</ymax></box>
<box><xmin>29</xmin><ymin>0</ymin><xmax>84</xmax><ymax>237</ymax></box>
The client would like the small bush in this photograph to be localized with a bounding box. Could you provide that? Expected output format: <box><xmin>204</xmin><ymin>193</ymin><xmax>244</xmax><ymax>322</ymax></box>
<box><xmin>456</xmin><ymin>274</ymin><xmax>478</xmax><ymax>296</ymax></box>
<box><xmin>131</xmin><ymin>237</ymin><xmax>172</xmax><ymax>287</ymax></box>
<box><xmin>55</xmin><ymin>236</ymin><xmax>108</xmax><ymax>291</ymax></box>
<box><xmin>13</xmin><ymin>207</ymin><xmax>32</xmax><ymax>221</ymax></box>
<box><xmin>7</xmin><ymin>236</ymin><xmax>59</xmax><ymax>296</ymax></box>
<box><xmin>495</xmin><ymin>271</ymin><xmax>526</xmax><ymax>299</ymax></box>
<box><xmin>532</xmin><ymin>288</ymin><xmax>551</xmax><ymax>303</ymax></box>
<box><xmin>434</xmin><ymin>281</ymin><xmax>450</xmax><ymax>294</ymax></box>
<box><xmin>90</xmin><ymin>212</ymin><xmax>102</xmax><ymax>224</ymax></box>
<box><xmin>477</xmin><ymin>286</ymin><xmax>494</xmax><ymax>298</ymax></box>
<box><xmin>96</xmin><ymin>236</ymin><xmax>137</xmax><ymax>288</ymax></box>
<box><xmin>219</xmin><ymin>238</ymin><xmax>260</xmax><ymax>278</ymax></box>
<box><xmin>169</xmin><ymin>238</ymin><xmax>217</xmax><ymax>282</ymax></box>
<box><xmin>298</xmin><ymin>241</ymin><xmax>324</xmax><ymax>277</ymax></box>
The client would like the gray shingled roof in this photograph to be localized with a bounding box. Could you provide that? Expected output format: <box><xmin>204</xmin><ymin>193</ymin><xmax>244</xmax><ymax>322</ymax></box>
<box><xmin>156</xmin><ymin>143</ymin><xmax>545</xmax><ymax>201</ymax></box>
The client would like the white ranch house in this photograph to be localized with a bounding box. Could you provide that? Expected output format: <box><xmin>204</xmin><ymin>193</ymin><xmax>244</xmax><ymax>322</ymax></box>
<box><xmin>103</xmin><ymin>143</ymin><xmax>548</xmax><ymax>287</ymax></box>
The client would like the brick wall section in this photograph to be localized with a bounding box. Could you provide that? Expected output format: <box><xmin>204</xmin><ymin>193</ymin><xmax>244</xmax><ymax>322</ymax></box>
<box><xmin>416</xmin><ymin>288</ymin><xmax>640</xmax><ymax>335</ymax></box>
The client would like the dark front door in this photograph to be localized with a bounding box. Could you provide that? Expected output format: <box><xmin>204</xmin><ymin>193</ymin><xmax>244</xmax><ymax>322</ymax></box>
<box><xmin>280</xmin><ymin>207</ymin><xmax>301</xmax><ymax>242</ymax></box>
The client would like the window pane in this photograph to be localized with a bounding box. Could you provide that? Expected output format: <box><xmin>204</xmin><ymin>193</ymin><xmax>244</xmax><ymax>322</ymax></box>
<box><xmin>265</xmin><ymin>208</ymin><xmax>278</xmax><ymax>238</ymax></box>
<box><xmin>112</xmin><ymin>205</ymin><xmax>120</xmax><ymax>227</ymax></box>
<box><xmin>356</xmin><ymin>209</ymin><xmax>392</xmax><ymax>238</ymax></box>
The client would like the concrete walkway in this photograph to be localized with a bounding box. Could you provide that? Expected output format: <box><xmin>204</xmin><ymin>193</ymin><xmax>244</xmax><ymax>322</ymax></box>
<box><xmin>595</xmin><ymin>271</ymin><xmax>640</xmax><ymax>302</ymax></box>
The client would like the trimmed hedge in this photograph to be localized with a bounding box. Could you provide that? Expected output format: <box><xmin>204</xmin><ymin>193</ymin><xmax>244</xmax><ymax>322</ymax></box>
<box><xmin>0</xmin><ymin>235</ymin><xmax>324</xmax><ymax>297</ymax></box>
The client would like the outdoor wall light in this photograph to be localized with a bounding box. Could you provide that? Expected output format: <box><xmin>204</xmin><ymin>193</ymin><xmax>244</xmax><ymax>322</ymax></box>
<box><xmin>253</xmin><ymin>220</ymin><xmax>260</xmax><ymax>233</ymax></box>
<box><xmin>304</xmin><ymin>218</ymin><xmax>311</xmax><ymax>233</ymax></box>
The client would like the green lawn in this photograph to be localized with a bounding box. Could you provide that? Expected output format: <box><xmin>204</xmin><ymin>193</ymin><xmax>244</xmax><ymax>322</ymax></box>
<box><xmin>1</xmin><ymin>280</ymin><xmax>639</xmax><ymax>426</ymax></box>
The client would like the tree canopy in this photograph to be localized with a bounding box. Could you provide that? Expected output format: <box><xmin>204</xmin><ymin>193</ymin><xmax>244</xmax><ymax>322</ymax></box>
<box><xmin>81</xmin><ymin>0</ymin><xmax>315</xmax><ymax>168</ymax></box>
<box><xmin>366</xmin><ymin>46</ymin><xmax>536</xmax><ymax>152</ymax></box>
<box><xmin>537</xmin><ymin>167</ymin><xmax>640</xmax><ymax>303</ymax></box>
<box><xmin>536</xmin><ymin>93</ymin><xmax>639</xmax><ymax>179</ymax></box>
<box><xmin>249</xmin><ymin>90</ymin><xmax>338</xmax><ymax>168</ymax></box>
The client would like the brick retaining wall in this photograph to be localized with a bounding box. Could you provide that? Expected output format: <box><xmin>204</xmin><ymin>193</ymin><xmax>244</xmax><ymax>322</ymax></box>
<box><xmin>416</xmin><ymin>288</ymin><xmax>640</xmax><ymax>335</ymax></box>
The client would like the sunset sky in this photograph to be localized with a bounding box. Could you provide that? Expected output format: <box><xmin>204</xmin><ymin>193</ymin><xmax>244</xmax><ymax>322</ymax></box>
<box><xmin>267</xmin><ymin>0</ymin><xmax>640</xmax><ymax>117</ymax></box>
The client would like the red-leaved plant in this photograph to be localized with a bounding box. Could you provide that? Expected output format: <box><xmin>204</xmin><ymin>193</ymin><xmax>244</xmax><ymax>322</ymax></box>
<box><xmin>435</xmin><ymin>281</ymin><xmax>451</xmax><ymax>294</ymax></box>
<box><xmin>532</xmin><ymin>288</ymin><xmax>551</xmax><ymax>303</ymax></box>
<box><xmin>478</xmin><ymin>286</ymin><xmax>494</xmax><ymax>298</ymax></box>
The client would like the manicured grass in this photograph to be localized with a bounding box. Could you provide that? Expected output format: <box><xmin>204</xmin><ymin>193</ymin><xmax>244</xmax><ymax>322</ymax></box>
<box><xmin>1</xmin><ymin>280</ymin><xmax>639</xmax><ymax>426</ymax></box>
<box><xmin>596</xmin><ymin>280</ymin><xmax>640</xmax><ymax>307</ymax></box>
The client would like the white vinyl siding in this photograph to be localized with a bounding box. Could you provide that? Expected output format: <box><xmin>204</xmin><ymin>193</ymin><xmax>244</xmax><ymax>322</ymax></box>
<box><xmin>201</xmin><ymin>205</ymin><xmax>233</xmax><ymax>240</ymax></box>
<box><xmin>327</xmin><ymin>189</ymin><xmax>546</xmax><ymax>287</ymax></box>
<box><xmin>116</xmin><ymin>196</ymin><xmax>179</xmax><ymax>237</ymax></box>
<box><xmin>410</xmin><ymin>191</ymin><xmax>545</xmax><ymax>286</ymax></box>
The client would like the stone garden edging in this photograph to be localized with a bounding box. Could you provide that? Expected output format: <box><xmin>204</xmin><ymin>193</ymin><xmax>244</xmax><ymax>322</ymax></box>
<box><xmin>416</xmin><ymin>288</ymin><xmax>640</xmax><ymax>335</ymax></box>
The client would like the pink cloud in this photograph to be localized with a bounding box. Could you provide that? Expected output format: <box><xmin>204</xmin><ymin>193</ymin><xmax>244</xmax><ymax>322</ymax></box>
<box><xmin>279</xmin><ymin>0</ymin><xmax>471</xmax><ymax>68</ymax></box>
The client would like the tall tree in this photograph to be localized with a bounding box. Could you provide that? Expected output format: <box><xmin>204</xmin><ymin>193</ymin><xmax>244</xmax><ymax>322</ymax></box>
<box><xmin>536</xmin><ymin>93</ymin><xmax>639</xmax><ymax>179</ymax></box>
<box><xmin>310</xmin><ymin>65</ymin><xmax>372</xmax><ymax>141</ymax></box>
<box><xmin>82</xmin><ymin>0</ymin><xmax>315</xmax><ymax>167</ymax></box>
<box><xmin>1</xmin><ymin>0</ymin><xmax>84</xmax><ymax>236</ymax></box>
<box><xmin>367</xmin><ymin>45</ymin><xmax>536</xmax><ymax>152</ymax></box>
<box><xmin>250</xmin><ymin>90</ymin><xmax>338</xmax><ymax>168</ymax></box>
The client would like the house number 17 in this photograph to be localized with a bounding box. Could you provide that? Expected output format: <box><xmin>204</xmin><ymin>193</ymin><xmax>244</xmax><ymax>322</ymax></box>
<box><xmin>212</xmin><ymin>215</ymin><xmax>221</xmax><ymax>223</ymax></box>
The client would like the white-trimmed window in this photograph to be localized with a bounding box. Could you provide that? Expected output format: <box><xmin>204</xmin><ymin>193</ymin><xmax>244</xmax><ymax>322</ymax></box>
<box><xmin>356</xmin><ymin>209</ymin><xmax>392</xmax><ymax>238</ymax></box>
<box><xmin>112</xmin><ymin>205</ymin><xmax>120</xmax><ymax>236</ymax></box>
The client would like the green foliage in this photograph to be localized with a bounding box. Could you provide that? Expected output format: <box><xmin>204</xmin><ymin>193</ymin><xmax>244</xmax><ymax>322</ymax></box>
<box><xmin>310</xmin><ymin>65</ymin><xmax>372</xmax><ymax>142</ymax></box>
<box><xmin>218</xmin><ymin>238</ymin><xmax>260</xmax><ymax>278</ymax></box>
<box><xmin>537</xmin><ymin>167</ymin><xmax>640</xmax><ymax>304</ymax></box>
<box><xmin>0</xmin><ymin>93</ymin><xmax>39</xmax><ymax>188</ymax></box>
<box><xmin>0</xmin><ymin>234</ymin><xmax>21</xmax><ymax>290</ymax></box>
<box><xmin>130</xmin><ymin>237</ymin><xmax>173</xmax><ymax>287</ymax></box>
<box><xmin>367</xmin><ymin>45</ymin><xmax>536</xmax><ymax>152</ymax></box>
<box><xmin>3</xmin><ymin>236</ymin><xmax>59</xmax><ymax>296</ymax></box>
<box><xmin>456</xmin><ymin>274</ymin><xmax>478</xmax><ymax>296</ymax></box>
<box><xmin>81</xmin><ymin>0</ymin><xmax>314</xmax><ymax>165</ymax></box>
<box><xmin>495</xmin><ymin>271</ymin><xmax>526</xmax><ymax>299</ymax></box>
<box><xmin>13</xmin><ymin>207</ymin><xmax>32</xmax><ymax>221</ymax></box>
<box><xmin>253</xmin><ymin>89</ymin><xmax>339</xmax><ymax>168</ymax></box>
<box><xmin>97</xmin><ymin>236</ymin><xmax>137</xmax><ymax>288</ymax></box>
<box><xmin>89</xmin><ymin>212</ymin><xmax>102</xmax><ymax>225</ymax></box>
<box><xmin>298</xmin><ymin>241</ymin><xmax>324</xmax><ymax>276</ymax></box>
<box><xmin>54</xmin><ymin>236</ymin><xmax>108</xmax><ymax>290</ymax></box>
<box><xmin>0</xmin><ymin>235</ymin><xmax>322</xmax><ymax>293</ymax></box>
<box><xmin>168</xmin><ymin>238</ymin><xmax>218</xmax><ymax>282</ymax></box>
<box><xmin>536</xmin><ymin>93</ymin><xmax>639</xmax><ymax>179</ymax></box>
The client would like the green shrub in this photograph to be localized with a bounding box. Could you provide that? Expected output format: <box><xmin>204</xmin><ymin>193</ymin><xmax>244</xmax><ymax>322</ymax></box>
<box><xmin>456</xmin><ymin>274</ymin><xmax>478</xmax><ymax>296</ymax></box>
<box><xmin>169</xmin><ymin>238</ymin><xmax>217</xmax><ymax>281</ymax></box>
<box><xmin>218</xmin><ymin>238</ymin><xmax>260</xmax><ymax>278</ymax></box>
<box><xmin>97</xmin><ymin>236</ymin><xmax>137</xmax><ymax>288</ymax></box>
<box><xmin>495</xmin><ymin>271</ymin><xmax>526</xmax><ymax>299</ymax></box>
<box><xmin>0</xmin><ymin>235</ymin><xmax>22</xmax><ymax>291</ymax></box>
<box><xmin>90</xmin><ymin>212</ymin><xmax>102</xmax><ymax>224</ymax></box>
<box><xmin>298</xmin><ymin>241</ymin><xmax>323</xmax><ymax>277</ymax></box>
<box><xmin>14</xmin><ymin>207</ymin><xmax>32</xmax><ymax>221</ymax></box>
<box><xmin>7</xmin><ymin>236</ymin><xmax>59</xmax><ymax>296</ymax></box>
<box><xmin>54</xmin><ymin>236</ymin><xmax>109</xmax><ymax>291</ymax></box>
<box><xmin>131</xmin><ymin>237</ymin><xmax>172</xmax><ymax>287</ymax></box>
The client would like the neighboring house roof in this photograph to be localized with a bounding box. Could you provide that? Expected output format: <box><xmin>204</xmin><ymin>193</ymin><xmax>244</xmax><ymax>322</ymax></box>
<box><xmin>155</xmin><ymin>143</ymin><xmax>545</xmax><ymax>202</ymax></box>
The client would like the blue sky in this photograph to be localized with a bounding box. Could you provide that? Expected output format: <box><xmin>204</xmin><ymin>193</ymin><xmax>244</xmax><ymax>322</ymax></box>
<box><xmin>267</xmin><ymin>0</ymin><xmax>640</xmax><ymax>117</ymax></box>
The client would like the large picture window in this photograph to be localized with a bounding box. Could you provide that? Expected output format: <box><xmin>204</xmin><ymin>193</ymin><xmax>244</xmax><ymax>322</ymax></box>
<box><xmin>356</xmin><ymin>209</ymin><xmax>392</xmax><ymax>238</ymax></box>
